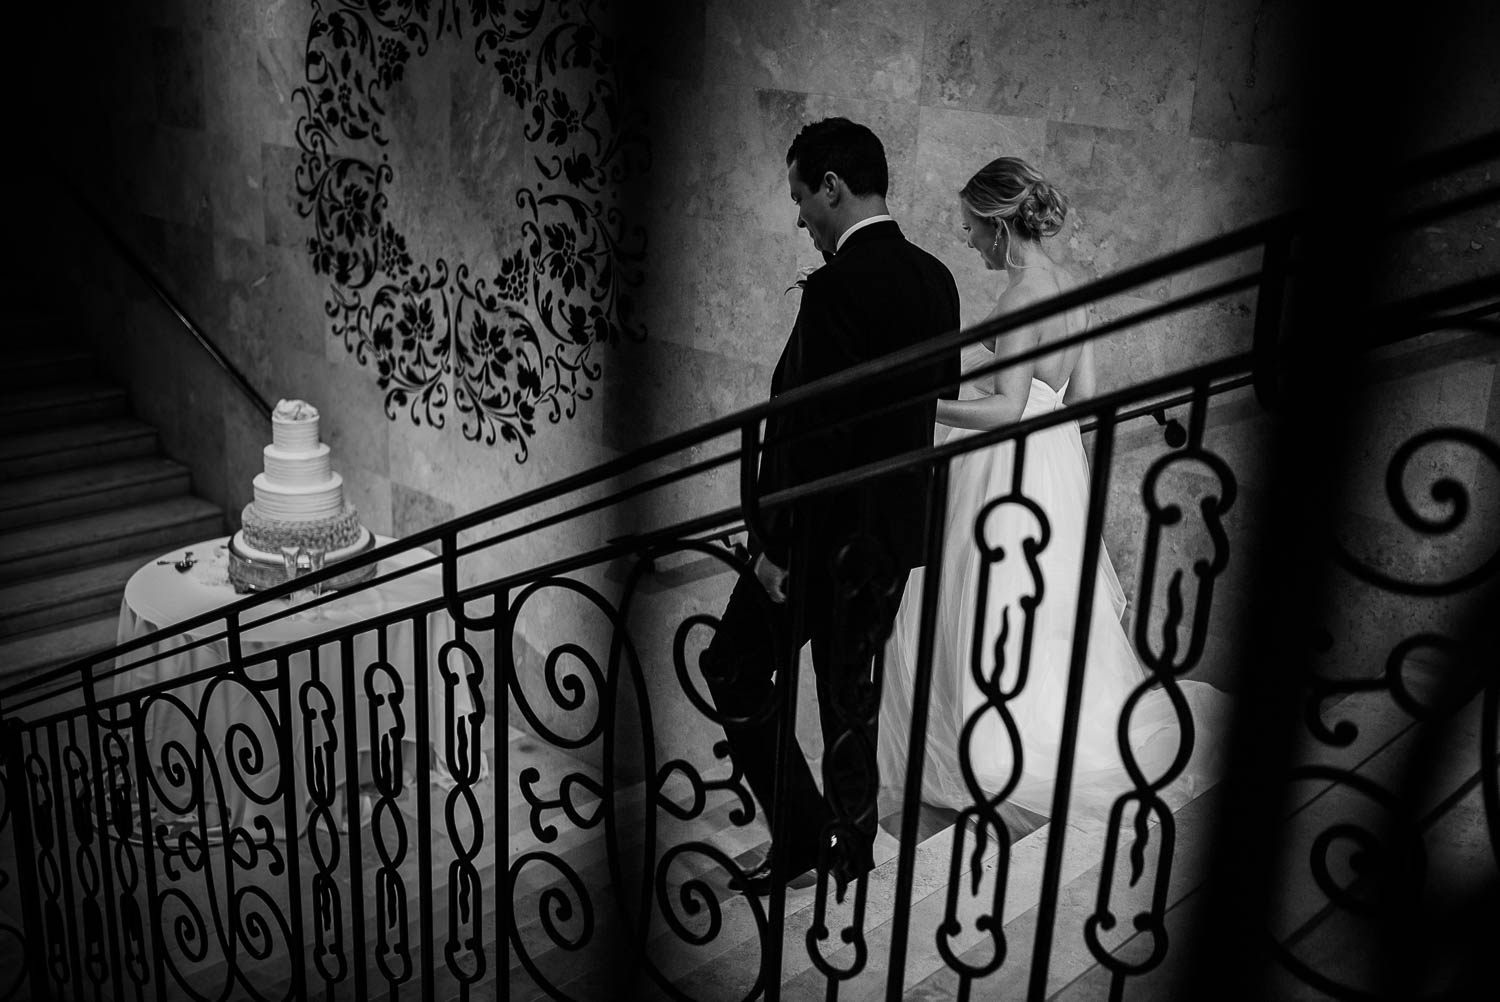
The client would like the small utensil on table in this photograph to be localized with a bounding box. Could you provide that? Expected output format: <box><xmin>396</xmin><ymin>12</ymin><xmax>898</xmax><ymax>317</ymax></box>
<box><xmin>157</xmin><ymin>551</ymin><xmax>197</xmax><ymax>572</ymax></box>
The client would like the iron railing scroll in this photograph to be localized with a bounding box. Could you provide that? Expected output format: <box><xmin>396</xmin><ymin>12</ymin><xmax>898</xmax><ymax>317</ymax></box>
<box><xmin>0</xmin><ymin>130</ymin><xmax>1495</xmax><ymax>1001</ymax></box>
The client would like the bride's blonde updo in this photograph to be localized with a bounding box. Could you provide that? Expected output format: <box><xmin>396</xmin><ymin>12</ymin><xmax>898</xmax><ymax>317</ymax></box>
<box><xmin>960</xmin><ymin>156</ymin><xmax>1068</xmax><ymax>241</ymax></box>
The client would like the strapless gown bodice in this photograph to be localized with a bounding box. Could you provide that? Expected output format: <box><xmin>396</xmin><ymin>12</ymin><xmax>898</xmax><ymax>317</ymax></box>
<box><xmin>953</xmin><ymin>342</ymin><xmax>1071</xmax><ymax>426</ymax></box>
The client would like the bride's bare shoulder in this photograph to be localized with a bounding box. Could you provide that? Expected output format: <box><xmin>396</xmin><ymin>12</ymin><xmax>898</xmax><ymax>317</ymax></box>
<box><xmin>991</xmin><ymin>271</ymin><xmax>1061</xmax><ymax>322</ymax></box>
<box><xmin>1050</xmin><ymin>264</ymin><xmax>1091</xmax><ymax>333</ymax></box>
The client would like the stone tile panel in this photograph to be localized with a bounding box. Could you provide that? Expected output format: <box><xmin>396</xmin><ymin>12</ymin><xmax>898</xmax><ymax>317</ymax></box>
<box><xmin>922</xmin><ymin>0</ymin><xmax>1203</xmax><ymax>135</ymax></box>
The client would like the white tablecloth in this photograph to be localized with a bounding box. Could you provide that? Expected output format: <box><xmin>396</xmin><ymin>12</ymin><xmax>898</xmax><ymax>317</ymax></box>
<box><xmin>111</xmin><ymin>536</ymin><xmax>485</xmax><ymax>836</ymax></box>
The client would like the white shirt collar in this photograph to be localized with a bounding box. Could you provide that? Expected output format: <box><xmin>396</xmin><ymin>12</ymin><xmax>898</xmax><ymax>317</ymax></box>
<box><xmin>835</xmin><ymin>214</ymin><xmax>895</xmax><ymax>253</ymax></box>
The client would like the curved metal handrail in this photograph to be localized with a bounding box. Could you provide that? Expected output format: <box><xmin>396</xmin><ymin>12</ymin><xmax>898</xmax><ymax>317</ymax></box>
<box><xmin>49</xmin><ymin>170</ymin><xmax>274</xmax><ymax>421</ymax></box>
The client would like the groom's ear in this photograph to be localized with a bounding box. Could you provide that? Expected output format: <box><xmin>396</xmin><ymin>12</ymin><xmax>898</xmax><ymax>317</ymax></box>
<box><xmin>821</xmin><ymin>171</ymin><xmax>843</xmax><ymax>204</ymax></box>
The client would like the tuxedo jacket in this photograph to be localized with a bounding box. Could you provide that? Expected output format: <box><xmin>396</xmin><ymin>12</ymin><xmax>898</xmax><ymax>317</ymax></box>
<box><xmin>756</xmin><ymin>220</ymin><xmax>961</xmax><ymax>596</ymax></box>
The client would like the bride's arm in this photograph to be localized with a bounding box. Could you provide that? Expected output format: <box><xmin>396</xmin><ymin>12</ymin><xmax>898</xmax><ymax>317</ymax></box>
<box><xmin>1064</xmin><ymin>339</ymin><xmax>1095</xmax><ymax>405</ymax></box>
<box><xmin>935</xmin><ymin>291</ymin><xmax>1041</xmax><ymax>431</ymax></box>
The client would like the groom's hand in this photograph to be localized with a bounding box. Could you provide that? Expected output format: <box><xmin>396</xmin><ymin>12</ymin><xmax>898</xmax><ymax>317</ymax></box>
<box><xmin>754</xmin><ymin>554</ymin><xmax>788</xmax><ymax>604</ymax></box>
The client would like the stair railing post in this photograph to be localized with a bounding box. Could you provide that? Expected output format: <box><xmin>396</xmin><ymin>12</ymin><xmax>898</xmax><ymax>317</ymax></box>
<box><xmin>3</xmin><ymin>715</ymin><xmax>51</xmax><ymax>1001</ymax></box>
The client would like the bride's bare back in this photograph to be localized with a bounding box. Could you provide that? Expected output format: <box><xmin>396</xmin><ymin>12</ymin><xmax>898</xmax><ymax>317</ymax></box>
<box><xmin>985</xmin><ymin>255</ymin><xmax>1094</xmax><ymax>404</ymax></box>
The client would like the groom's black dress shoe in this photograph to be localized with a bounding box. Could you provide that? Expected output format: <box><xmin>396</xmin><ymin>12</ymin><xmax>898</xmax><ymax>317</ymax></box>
<box><xmin>731</xmin><ymin>833</ymin><xmax>871</xmax><ymax>900</ymax></box>
<box><xmin>736</xmin><ymin>857</ymin><xmax>867</xmax><ymax>901</ymax></box>
<box><xmin>732</xmin><ymin>864</ymin><xmax>819</xmax><ymax>896</ymax></box>
<box><xmin>727</xmin><ymin>852</ymin><xmax>773</xmax><ymax>890</ymax></box>
<box><xmin>730</xmin><ymin>848</ymin><xmax>820</xmax><ymax>895</ymax></box>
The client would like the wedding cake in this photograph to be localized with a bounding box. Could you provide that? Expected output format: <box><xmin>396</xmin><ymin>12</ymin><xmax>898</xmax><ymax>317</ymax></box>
<box><xmin>227</xmin><ymin>399</ymin><xmax>376</xmax><ymax>592</ymax></box>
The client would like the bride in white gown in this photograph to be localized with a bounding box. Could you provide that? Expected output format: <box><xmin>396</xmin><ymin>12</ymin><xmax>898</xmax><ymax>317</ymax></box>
<box><xmin>877</xmin><ymin>156</ymin><xmax>1228</xmax><ymax>833</ymax></box>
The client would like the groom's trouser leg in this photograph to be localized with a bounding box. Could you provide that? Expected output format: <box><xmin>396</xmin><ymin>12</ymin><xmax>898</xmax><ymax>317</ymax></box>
<box><xmin>808</xmin><ymin>566</ymin><xmax>911</xmax><ymax>876</ymax></box>
<box><xmin>701</xmin><ymin>574</ymin><xmax>829</xmax><ymax>873</ymax></box>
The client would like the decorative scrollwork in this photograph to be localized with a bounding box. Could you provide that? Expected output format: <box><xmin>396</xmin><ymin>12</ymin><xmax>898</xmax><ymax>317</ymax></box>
<box><xmin>1271</xmin><ymin>766</ymin><xmax>1428</xmax><ymax>997</ymax></box>
<box><xmin>100</xmin><ymin>727</ymin><xmax>150</xmax><ymax>990</ymax></box>
<box><xmin>653</xmin><ymin>753</ymin><xmax>751</xmax><ymax>825</ymax></box>
<box><xmin>501</xmin><ymin>557</ymin><xmax>668</xmax><ymax>998</ymax></box>
<box><xmin>299</xmin><ymin>677</ymin><xmax>347</xmax><ymax>988</ymax></box>
<box><xmin>648</xmin><ymin>840</ymin><xmax>771</xmax><ymax>1002</ymax></box>
<box><xmin>1133</xmin><ymin>443</ymin><xmax>1237</xmax><ymax>676</ymax></box>
<box><xmin>926</xmin><ymin>479</ymin><xmax>1052</xmax><ymax>995</ymax></box>
<box><xmin>292</xmin><ymin>0</ymin><xmax>650</xmax><ymax>460</ymax></box>
<box><xmin>955</xmin><ymin>488</ymin><xmax>1050</xmax><ymax>817</ymax></box>
<box><xmin>970</xmin><ymin>492</ymin><xmax>1050</xmax><ymax>714</ymax></box>
<box><xmin>520</xmin><ymin>767</ymin><xmax>603</xmax><ymax>842</ymax></box>
<box><xmin>508</xmin><ymin>576</ymin><xmax>616</xmax><ymax>750</ymax></box>
<box><xmin>652</xmin><ymin>842</ymin><xmax>727</xmax><ymax>949</ymax></box>
<box><xmin>125</xmin><ymin>677</ymin><xmax>292</xmax><ymax>1001</ymax></box>
<box><xmin>1330</xmin><ymin>427</ymin><xmax>1500</xmax><ymax>596</ymax></box>
<box><xmin>64</xmin><ymin>743</ymin><xmax>109</xmax><ymax>991</ymax></box>
<box><xmin>509</xmin><ymin>852</ymin><xmax>597</xmax><ymax>997</ymax></box>
<box><xmin>24</xmin><ymin>743</ymin><xmax>71</xmax><ymax>994</ymax></box>
<box><xmin>364</xmin><ymin>659</ymin><xmax>412</xmax><ymax>987</ymax></box>
<box><xmin>1086</xmin><ymin>395</ymin><xmax>1235</xmax><ymax>988</ymax></box>
<box><xmin>663</xmin><ymin>542</ymin><xmax>767</xmax><ymax>834</ymax></box>
<box><xmin>440</xmin><ymin>638</ymin><xmax>488</xmax><ymax>990</ymax></box>
<box><xmin>1084</xmin><ymin>796</ymin><xmax>1175</xmax><ymax>975</ymax></box>
<box><xmin>938</xmin><ymin>810</ymin><xmax>1011</xmax><ymax>980</ymax></box>
<box><xmin>0</xmin><ymin>759</ymin><xmax>27</xmax><ymax>1002</ymax></box>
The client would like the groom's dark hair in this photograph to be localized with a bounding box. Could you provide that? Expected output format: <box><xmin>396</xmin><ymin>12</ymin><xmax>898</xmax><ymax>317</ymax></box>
<box><xmin>786</xmin><ymin>117</ymin><xmax>889</xmax><ymax>198</ymax></box>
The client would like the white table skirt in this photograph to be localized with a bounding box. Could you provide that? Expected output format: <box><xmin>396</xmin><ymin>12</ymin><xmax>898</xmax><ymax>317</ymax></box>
<box><xmin>110</xmin><ymin>536</ymin><xmax>487</xmax><ymax>837</ymax></box>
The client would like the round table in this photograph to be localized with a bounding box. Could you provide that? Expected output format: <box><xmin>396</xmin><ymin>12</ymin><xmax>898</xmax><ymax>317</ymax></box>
<box><xmin>111</xmin><ymin>535</ymin><xmax>486</xmax><ymax>838</ymax></box>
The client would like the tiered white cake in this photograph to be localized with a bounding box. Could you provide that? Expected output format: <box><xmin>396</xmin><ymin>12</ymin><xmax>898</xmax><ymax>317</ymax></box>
<box><xmin>227</xmin><ymin>399</ymin><xmax>376</xmax><ymax>591</ymax></box>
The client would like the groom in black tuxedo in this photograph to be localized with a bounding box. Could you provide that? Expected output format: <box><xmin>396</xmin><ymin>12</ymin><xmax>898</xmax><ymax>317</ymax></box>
<box><xmin>702</xmin><ymin>118</ymin><xmax>960</xmax><ymax>897</ymax></box>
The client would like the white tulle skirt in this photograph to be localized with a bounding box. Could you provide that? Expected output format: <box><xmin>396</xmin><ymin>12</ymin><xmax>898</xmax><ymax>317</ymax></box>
<box><xmin>877</xmin><ymin>393</ymin><xmax>1229</xmax><ymax>833</ymax></box>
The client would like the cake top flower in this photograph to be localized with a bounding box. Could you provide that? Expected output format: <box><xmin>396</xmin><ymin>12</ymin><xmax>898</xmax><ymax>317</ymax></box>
<box><xmin>273</xmin><ymin>399</ymin><xmax>320</xmax><ymax>422</ymax></box>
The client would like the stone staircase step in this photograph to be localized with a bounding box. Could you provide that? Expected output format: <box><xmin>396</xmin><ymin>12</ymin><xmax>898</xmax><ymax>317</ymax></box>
<box><xmin>0</xmin><ymin>496</ymin><xmax>223</xmax><ymax>583</ymax></box>
<box><xmin>0</xmin><ymin>381</ymin><xmax>129</xmax><ymax>434</ymax></box>
<box><xmin>0</xmin><ymin>552</ymin><xmax>158</xmax><ymax>638</ymax></box>
<box><xmin>0</xmin><ymin>612</ymin><xmax>120</xmax><ymax>684</ymax></box>
<box><xmin>0</xmin><ymin>418</ymin><xmax>160</xmax><ymax>479</ymax></box>
<box><xmin>0</xmin><ymin>457</ymin><xmax>191</xmax><ymax>530</ymax></box>
<box><xmin>0</xmin><ymin>346</ymin><xmax>97</xmax><ymax>389</ymax></box>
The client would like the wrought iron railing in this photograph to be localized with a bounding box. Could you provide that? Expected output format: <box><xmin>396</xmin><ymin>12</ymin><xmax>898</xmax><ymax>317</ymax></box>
<box><xmin>0</xmin><ymin>131</ymin><xmax>1496</xmax><ymax>1001</ymax></box>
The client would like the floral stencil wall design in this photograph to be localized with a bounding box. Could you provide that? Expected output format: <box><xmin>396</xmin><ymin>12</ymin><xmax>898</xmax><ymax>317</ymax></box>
<box><xmin>293</xmin><ymin>0</ymin><xmax>649</xmax><ymax>460</ymax></box>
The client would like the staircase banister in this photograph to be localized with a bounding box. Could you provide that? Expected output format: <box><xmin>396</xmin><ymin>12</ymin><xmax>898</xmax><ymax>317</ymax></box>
<box><xmin>0</xmin><ymin>539</ymin><xmax>448</xmax><ymax>703</ymax></box>
<box><xmin>426</xmin><ymin>355</ymin><xmax>1262</xmax><ymax>624</ymax></box>
<box><xmin>452</xmin><ymin>355</ymin><xmax>1256</xmax><ymax>593</ymax></box>
<box><xmin>49</xmin><ymin>167</ymin><xmax>275</xmax><ymax>422</ymax></box>
<box><xmin>445</xmin><ymin>368</ymin><xmax>1264</xmax><ymax>600</ymax></box>
<box><xmin>740</xmin><ymin>354</ymin><xmax>1258</xmax><ymax>524</ymax></box>
<box><xmin>11</xmin><ymin>584</ymin><xmax>461</xmax><ymax>727</ymax></box>
<box><xmin>0</xmin><ymin>343</ymin><xmax>1260</xmax><ymax>709</ymax></box>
